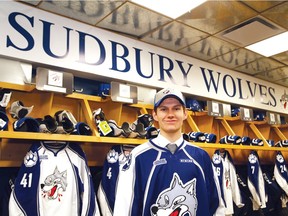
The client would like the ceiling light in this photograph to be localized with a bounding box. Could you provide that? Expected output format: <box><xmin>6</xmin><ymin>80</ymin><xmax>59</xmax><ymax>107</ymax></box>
<box><xmin>131</xmin><ymin>0</ymin><xmax>207</xmax><ymax>19</ymax></box>
<box><xmin>221</xmin><ymin>17</ymin><xmax>283</xmax><ymax>46</ymax></box>
<box><xmin>246</xmin><ymin>32</ymin><xmax>288</xmax><ymax>57</ymax></box>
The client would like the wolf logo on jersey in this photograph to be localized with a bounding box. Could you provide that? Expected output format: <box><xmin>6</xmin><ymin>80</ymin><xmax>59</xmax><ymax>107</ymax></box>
<box><xmin>24</xmin><ymin>150</ymin><xmax>38</xmax><ymax>167</ymax></box>
<box><xmin>150</xmin><ymin>173</ymin><xmax>198</xmax><ymax>216</ymax></box>
<box><xmin>122</xmin><ymin>154</ymin><xmax>132</xmax><ymax>171</ymax></box>
<box><xmin>107</xmin><ymin>149</ymin><xmax>119</xmax><ymax>163</ymax></box>
<box><xmin>41</xmin><ymin>166</ymin><xmax>67</xmax><ymax>201</ymax></box>
<box><xmin>248</xmin><ymin>153</ymin><xmax>257</xmax><ymax>164</ymax></box>
<box><xmin>276</xmin><ymin>153</ymin><xmax>285</xmax><ymax>163</ymax></box>
<box><xmin>212</xmin><ymin>153</ymin><xmax>222</xmax><ymax>165</ymax></box>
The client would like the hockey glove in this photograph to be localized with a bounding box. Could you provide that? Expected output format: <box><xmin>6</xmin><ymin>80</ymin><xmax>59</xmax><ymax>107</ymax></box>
<box><xmin>188</xmin><ymin>131</ymin><xmax>206</xmax><ymax>142</ymax></box>
<box><xmin>13</xmin><ymin>117</ymin><xmax>39</xmax><ymax>132</ymax></box>
<box><xmin>37</xmin><ymin>115</ymin><xmax>58</xmax><ymax>133</ymax></box>
<box><xmin>204</xmin><ymin>133</ymin><xmax>217</xmax><ymax>143</ymax></box>
<box><xmin>54</xmin><ymin>110</ymin><xmax>78</xmax><ymax>134</ymax></box>
<box><xmin>10</xmin><ymin>101</ymin><xmax>34</xmax><ymax>119</ymax></box>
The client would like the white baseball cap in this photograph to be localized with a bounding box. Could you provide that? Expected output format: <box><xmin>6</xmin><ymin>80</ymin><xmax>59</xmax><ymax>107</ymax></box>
<box><xmin>154</xmin><ymin>88</ymin><xmax>186</xmax><ymax>108</ymax></box>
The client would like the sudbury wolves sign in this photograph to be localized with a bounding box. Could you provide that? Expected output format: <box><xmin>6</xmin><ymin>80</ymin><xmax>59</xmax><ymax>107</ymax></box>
<box><xmin>0</xmin><ymin>1</ymin><xmax>287</xmax><ymax>113</ymax></box>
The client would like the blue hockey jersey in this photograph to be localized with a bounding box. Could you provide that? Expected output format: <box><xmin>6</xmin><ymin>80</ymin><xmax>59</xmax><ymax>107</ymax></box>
<box><xmin>114</xmin><ymin>136</ymin><xmax>224</xmax><ymax>216</ymax></box>
<box><xmin>262</xmin><ymin>171</ymin><xmax>282</xmax><ymax>214</ymax></box>
<box><xmin>97</xmin><ymin>144</ymin><xmax>136</xmax><ymax>216</ymax></box>
<box><xmin>9</xmin><ymin>141</ymin><xmax>100</xmax><ymax>216</ymax></box>
<box><xmin>233</xmin><ymin>173</ymin><xmax>253</xmax><ymax>216</ymax></box>
<box><xmin>274</xmin><ymin>151</ymin><xmax>288</xmax><ymax>195</ymax></box>
<box><xmin>273</xmin><ymin>151</ymin><xmax>288</xmax><ymax>208</ymax></box>
<box><xmin>247</xmin><ymin>150</ymin><xmax>266</xmax><ymax>210</ymax></box>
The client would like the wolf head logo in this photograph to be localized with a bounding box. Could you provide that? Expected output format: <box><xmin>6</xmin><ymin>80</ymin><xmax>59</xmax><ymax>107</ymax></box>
<box><xmin>248</xmin><ymin>153</ymin><xmax>258</xmax><ymax>164</ymax></box>
<box><xmin>151</xmin><ymin>173</ymin><xmax>198</xmax><ymax>216</ymax></box>
<box><xmin>276</xmin><ymin>153</ymin><xmax>284</xmax><ymax>163</ymax></box>
<box><xmin>280</xmin><ymin>90</ymin><xmax>288</xmax><ymax>109</ymax></box>
<box><xmin>41</xmin><ymin>166</ymin><xmax>67</xmax><ymax>201</ymax></box>
<box><xmin>122</xmin><ymin>154</ymin><xmax>132</xmax><ymax>171</ymax></box>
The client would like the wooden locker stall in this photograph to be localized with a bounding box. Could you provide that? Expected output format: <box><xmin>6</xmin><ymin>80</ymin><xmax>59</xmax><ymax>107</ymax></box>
<box><xmin>0</xmin><ymin>81</ymin><xmax>288</xmax><ymax>168</ymax></box>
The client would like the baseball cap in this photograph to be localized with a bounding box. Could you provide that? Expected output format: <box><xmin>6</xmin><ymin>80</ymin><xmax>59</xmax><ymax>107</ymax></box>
<box><xmin>154</xmin><ymin>88</ymin><xmax>186</xmax><ymax>108</ymax></box>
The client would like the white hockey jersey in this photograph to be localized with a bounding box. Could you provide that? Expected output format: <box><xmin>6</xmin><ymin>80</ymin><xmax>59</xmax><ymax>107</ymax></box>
<box><xmin>212</xmin><ymin>150</ymin><xmax>244</xmax><ymax>215</ymax></box>
<box><xmin>247</xmin><ymin>150</ymin><xmax>266</xmax><ymax>210</ymax></box>
<box><xmin>97</xmin><ymin>144</ymin><xmax>135</xmax><ymax>216</ymax></box>
<box><xmin>9</xmin><ymin>141</ymin><xmax>100</xmax><ymax>216</ymax></box>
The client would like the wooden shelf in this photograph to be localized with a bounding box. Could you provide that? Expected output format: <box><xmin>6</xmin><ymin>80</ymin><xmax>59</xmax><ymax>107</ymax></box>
<box><xmin>65</xmin><ymin>92</ymin><xmax>105</xmax><ymax>102</ymax></box>
<box><xmin>272</xmin><ymin>124</ymin><xmax>288</xmax><ymax>128</ymax></box>
<box><xmin>215</xmin><ymin>116</ymin><xmax>241</xmax><ymax>121</ymax></box>
<box><xmin>0</xmin><ymin>160</ymin><xmax>22</xmax><ymax>167</ymax></box>
<box><xmin>190</xmin><ymin>111</ymin><xmax>208</xmax><ymax>116</ymax></box>
<box><xmin>0</xmin><ymin>130</ymin><xmax>147</xmax><ymax>144</ymax></box>
<box><xmin>0</xmin><ymin>131</ymin><xmax>145</xmax><ymax>144</ymax></box>
<box><xmin>194</xmin><ymin>142</ymin><xmax>286</xmax><ymax>151</ymax></box>
<box><xmin>128</xmin><ymin>103</ymin><xmax>154</xmax><ymax>110</ymax></box>
<box><xmin>246</xmin><ymin>120</ymin><xmax>267</xmax><ymax>125</ymax></box>
<box><xmin>0</xmin><ymin>81</ymin><xmax>35</xmax><ymax>92</ymax></box>
<box><xmin>1</xmin><ymin>131</ymin><xmax>286</xmax><ymax>152</ymax></box>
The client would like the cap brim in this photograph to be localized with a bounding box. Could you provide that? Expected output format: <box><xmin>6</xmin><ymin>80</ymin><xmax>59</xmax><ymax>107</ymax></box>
<box><xmin>154</xmin><ymin>95</ymin><xmax>185</xmax><ymax>108</ymax></box>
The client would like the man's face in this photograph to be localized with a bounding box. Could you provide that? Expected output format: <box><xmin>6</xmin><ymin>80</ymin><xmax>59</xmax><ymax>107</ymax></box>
<box><xmin>153</xmin><ymin>97</ymin><xmax>187</xmax><ymax>134</ymax></box>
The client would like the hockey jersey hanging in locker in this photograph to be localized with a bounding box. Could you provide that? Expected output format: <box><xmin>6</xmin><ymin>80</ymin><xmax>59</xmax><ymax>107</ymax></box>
<box><xmin>212</xmin><ymin>149</ymin><xmax>244</xmax><ymax>215</ymax></box>
<box><xmin>97</xmin><ymin>144</ymin><xmax>136</xmax><ymax>216</ymax></box>
<box><xmin>274</xmin><ymin>151</ymin><xmax>288</xmax><ymax>207</ymax></box>
<box><xmin>247</xmin><ymin>150</ymin><xmax>266</xmax><ymax>210</ymax></box>
<box><xmin>9</xmin><ymin>141</ymin><xmax>100</xmax><ymax>216</ymax></box>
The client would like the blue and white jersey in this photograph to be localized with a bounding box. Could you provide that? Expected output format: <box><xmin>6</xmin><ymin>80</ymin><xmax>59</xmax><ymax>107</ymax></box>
<box><xmin>247</xmin><ymin>150</ymin><xmax>266</xmax><ymax>210</ymax></box>
<box><xmin>262</xmin><ymin>172</ymin><xmax>282</xmax><ymax>213</ymax></box>
<box><xmin>274</xmin><ymin>151</ymin><xmax>288</xmax><ymax>196</ymax></box>
<box><xmin>97</xmin><ymin>144</ymin><xmax>136</xmax><ymax>216</ymax></box>
<box><xmin>114</xmin><ymin>136</ymin><xmax>224</xmax><ymax>216</ymax></box>
<box><xmin>212</xmin><ymin>150</ymin><xmax>244</xmax><ymax>215</ymax></box>
<box><xmin>9</xmin><ymin>141</ymin><xmax>100</xmax><ymax>216</ymax></box>
<box><xmin>233</xmin><ymin>173</ymin><xmax>253</xmax><ymax>216</ymax></box>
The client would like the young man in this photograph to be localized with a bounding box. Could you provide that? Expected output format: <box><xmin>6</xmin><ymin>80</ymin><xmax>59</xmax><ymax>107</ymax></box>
<box><xmin>114</xmin><ymin>87</ymin><xmax>224</xmax><ymax>216</ymax></box>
